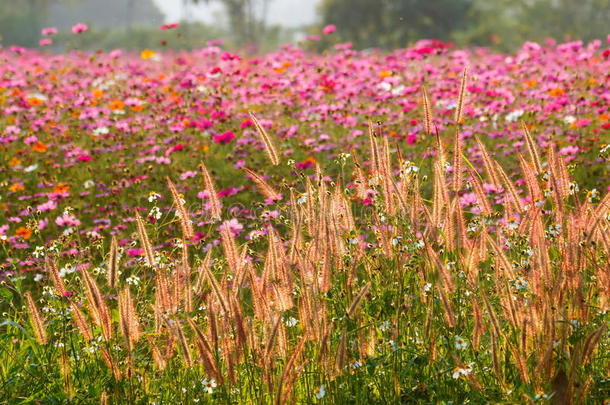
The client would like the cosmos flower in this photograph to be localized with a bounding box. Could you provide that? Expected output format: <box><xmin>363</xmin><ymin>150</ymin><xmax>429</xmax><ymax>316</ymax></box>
<box><xmin>71</xmin><ymin>23</ymin><xmax>88</xmax><ymax>34</ymax></box>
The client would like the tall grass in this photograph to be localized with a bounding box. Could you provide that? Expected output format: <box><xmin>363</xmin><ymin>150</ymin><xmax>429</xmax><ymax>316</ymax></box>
<box><xmin>1</xmin><ymin>96</ymin><xmax>609</xmax><ymax>404</ymax></box>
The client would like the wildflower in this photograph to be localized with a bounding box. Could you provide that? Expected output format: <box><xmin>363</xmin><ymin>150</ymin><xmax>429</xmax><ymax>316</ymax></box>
<box><xmin>160</xmin><ymin>23</ymin><xmax>179</xmax><ymax>30</ymax></box>
<box><xmin>33</xmin><ymin>141</ymin><xmax>48</xmax><ymax>152</ymax></box>
<box><xmin>140</xmin><ymin>49</ymin><xmax>155</xmax><ymax>59</ymax></box>
<box><xmin>218</xmin><ymin>219</ymin><xmax>243</xmax><ymax>236</ymax></box>
<box><xmin>505</xmin><ymin>109</ymin><xmax>524</xmax><ymax>122</ymax></box>
<box><xmin>126</xmin><ymin>275</ymin><xmax>141</xmax><ymax>285</ymax></box>
<box><xmin>55</xmin><ymin>214</ymin><xmax>81</xmax><ymax>227</ymax></box>
<box><xmin>322</xmin><ymin>25</ymin><xmax>336</xmax><ymax>35</ymax></box>
<box><xmin>202</xmin><ymin>378</ymin><xmax>217</xmax><ymax>394</ymax></box>
<box><xmin>513</xmin><ymin>277</ymin><xmax>528</xmax><ymax>290</ymax></box>
<box><xmin>212</xmin><ymin>131</ymin><xmax>235</xmax><ymax>145</ymax></box>
<box><xmin>53</xmin><ymin>184</ymin><xmax>70</xmax><ymax>194</ymax></box>
<box><xmin>71</xmin><ymin>23</ymin><xmax>88</xmax><ymax>34</ymax></box>
<box><xmin>148</xmin><ymin>192</ymin><xmax>161</xmax><ymax>202</ymax></box>
<box><xmin>452</xmin><ymin>363</ymin><xmax>473</xmax><ymax>379</ymax></box>
<box><xmin>454</xmin><ymin>336</ymin><xmax>468</xmax><ymax>350</ymax></box>
<box><xmin>149</xmin><ymin>207</ymin><xmax>162</xmax><ymax>221</ymax></box>
<box><xmin>285</xmin><ymin>317</ymin><xmax>298</xmax><ymax>327</ymax></box>
<box><xmin>15</xmin><ymin>227</ymin><xmax>32</xmax><ymax>240</ymax></box>
<box><xmin>349</xmin><ymin>360</ymin><xmax>363</xmax><ymax>369</ymax></box>
<box><xmin>314</xmin><ymin>385</ymin><xmax>326</xmax><ymax>399</ymax></box>
<box><xmin>39</xmin><ymin>39</ymin><xmax>53</xmax><ymax>47</ymax></box>
<box><xmin>41</xmin><ymin>27</ymin><xmax>58</xmax><ymax>36</ymax></box>
<box><xmin>9</xmin><ymin>183</ymin><xmax>24</xmax><ymax>192</ymax></box>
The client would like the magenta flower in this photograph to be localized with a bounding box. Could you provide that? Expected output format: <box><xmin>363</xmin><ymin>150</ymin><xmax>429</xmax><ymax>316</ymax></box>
<box><xmin>323</xmin><ymin>24</ymin><xmax>337</xmax><ymax>35</ymax></box>
<box><xmin>39</xmin><ymin>39</ymin><xmax>53</xmax><ymax>47</ymax></box>
<box><xmin>41</xmin><ymin>27</ymin><xmax>58</xmax><ymax>36</ymax></box>
<box><xmin>71</xmin><ymin>23</ymin><xmax>88</xmax><ymax>34</ymax></box>
<box><xmin>212</xmin><ymin>131</ymin><xmax>235</xmax><ymax>145</ymax></box>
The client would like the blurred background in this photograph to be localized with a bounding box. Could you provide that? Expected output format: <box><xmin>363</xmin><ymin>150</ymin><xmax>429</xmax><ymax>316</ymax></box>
<box><xmin>0</xmin><ymin>0</ymin><xmax>608</xmax><ymax>52</ymax></box>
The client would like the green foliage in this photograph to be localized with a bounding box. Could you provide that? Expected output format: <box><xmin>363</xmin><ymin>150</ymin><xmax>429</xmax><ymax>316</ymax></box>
<box><xmin>318</xmin><ymin>0</ymin><xmax>475</xmax><ymax>49</ymax></box>
<box><xmin>317</xmin><ymin>0</ymin><xmax>610</xmax><ymax>50</ymax></box>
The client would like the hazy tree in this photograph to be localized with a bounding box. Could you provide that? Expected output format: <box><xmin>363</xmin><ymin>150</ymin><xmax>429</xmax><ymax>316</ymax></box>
<box><xmin>192</xmin><ymin>0</ymin><xmax>272</xmax><ymax>46</ymax></box>
<box><xmin>318</xmin><ymin>0</ymin><xmax>475</xmax><ymax>49</ymax></box>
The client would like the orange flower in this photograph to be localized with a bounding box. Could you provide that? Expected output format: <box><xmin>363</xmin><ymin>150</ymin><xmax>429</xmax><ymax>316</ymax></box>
<box><xmin>8</xmin><ymin>183</ymin><xmax>24</xmax><ymax>192</ymax></box>
<box><xmin>140</xmin><ymin>49</ymin><xmax>155</xmax><ymax>59</ymax></box>
<box><xmin>548</xmin><ymin>88</ymin><xmax>565</xmax><ymax>97</ymax></box>
<box><xmin>27</xmin><ymin>97</ymin><xmax>44</xmax><ymax>106</ymax></box>
<box><xmin>15</xmin><ymin>226</ymin><xmax>32</xmax><ymax>240</ymax></box>
<box><xmin>53</xmin><ymin>183</ymin><xmax>70</xmax><ymax>194</ymax></box>
<box><xmin>92</xmin><ymin>88</ymin><xmax>104</xmax><ymax>99</ymax></box>
<box><xmin>33</xmin><ymin>141</ymin><xmax>48</xmax><ymax>153</ymax></box>
<box><xmin>109</xmin><ymin>100</ymin><xmax>125</xmax><ymax>111</ymax></box>
<box><xmin>378</xmin><ymin>70</ymin><xmax>393</xmax><ymax>78</ymax></box>
<box><xmin>8</xmin><ymin>157</ymin><xmax>21</xmax><ymax>166</ymax></box>
<box><xmin>524</xmin><ymin>80</ymin><xmax>537</xmax><ymax>88</ymax></box>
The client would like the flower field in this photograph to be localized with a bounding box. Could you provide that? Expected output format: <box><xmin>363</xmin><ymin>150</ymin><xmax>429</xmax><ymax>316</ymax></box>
<box><xmin>0</xmin><ymin>37</ymin><xmax>609</xmax><ymax>403</ymax></box>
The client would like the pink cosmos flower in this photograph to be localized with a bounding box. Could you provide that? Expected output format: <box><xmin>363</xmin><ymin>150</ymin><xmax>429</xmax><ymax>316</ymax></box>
<box><xmin>36</xmin><ymin>200</ymin><xmax>57</xmax><ymax>212</ymax></box>
<box><xmin>128</xmin><ymin>248</ymin><xmax>144</xmax><ymax>257</ymax></box>
<box><xmin>71</xmin><ymin>23</ymin><xmax>88</xmax><ymax>34</ymax></box>
<box><xmin>39</xmin><ymin>39</ymin><xmax>53</xmax><ymax>47</ymax></box>
<box><xmin>5</xmin><ymin>125</ymin><xmax>21</xmax><ymax>135</ymax></box>
<box><xmin>41</xmin><ymin>27</ymin><xmax>58</xmax><ymax>36</ymax></box>
<box><xmin>179</xmin><ymin>171</ymin><xmax>197</xmax><ymax>180</ymax></box>
<box><xmin>55</xmin><ymin>214</ymin><xmax>81</xmax><ymax>227</ymax></box>
<box><xmin>323</xmin><ymin>24</ymin><xmax>336</xmax><ymax>35</ymax></box>
<box><xmin>218</xmin><ymin>218</ymin><xmax>243</xmax><ymax>236</ymax></box>
<box><xmin>559</xmin><ymin>145</ymin><xmax>579</xmax><ymax>161</ymax></box>
<box><xmin>160</xmin><ymin>23</ymin><xmax>179</xmax><ymax>30</ymax></box>
<box><xmin>212</xmin><ymin>131</ymin><xmax>235</xmax><ymax>145</ymax></box>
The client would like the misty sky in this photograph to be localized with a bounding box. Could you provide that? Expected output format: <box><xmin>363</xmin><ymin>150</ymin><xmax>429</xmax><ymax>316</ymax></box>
<box><xmin>151</xmin><ymin>0</ymin><xmax>318</xmax><ymax>27</ymax></box>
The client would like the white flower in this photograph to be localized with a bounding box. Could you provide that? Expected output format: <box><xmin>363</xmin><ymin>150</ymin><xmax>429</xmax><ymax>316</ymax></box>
<box><xmin>513</xmin><ymin>277</ymin><xmax>528</xmax><ymax>290</ymax></box>
<box><xmin>349</xmin><ymin>360</ymin><xmax>363</xmax><ymax>369</ymax></box>
<box><xmin>126</xmin><ymin>275</ymin><xmax>140</xmax><ymax>285</ymax></box>
<box><xmin>454</xmin><ymin>336</ymin><xmax>468</xmax><ymax>350</ymax></box>
<box><xmin>452</xmin><ymin>363</ymin><xmax>473</xmax><ymax>379</ymax></box>
<box><xmin>423</xmin><ymin>283</ymin><xmax>432</xmax><ymax>293</ymax></box>
<box><xmin>24</xmin><ymin>164</ymin><xmax>38</xmax><ymax>172</ymax></box>
<box><xmin>148</xmin><ymin>192</ymin><xmax>161</xmax><ymax>202</ymax></box>
<box><xmin>149</xmin><ymin>206</ymin><xmax>162</xmax><ymax>220</ymax></box>
<box><xmin>83</xmin><ymin>180</ymin><xmax>95</xmax><ymax>188</ymax></box>
<box><xmin>563</xmin><ymin>115</ymin><xmax>576</xmax><ymax>125</ymax></box>
<box><xmin>59</xmin><ymin>266</ymin><xmax>76</xmax><ymax>278</ymax></box>
<box><xmin>285</xmin><ymin>317</ymin><xmax>298</xmax><ymax>327</ymax></box>
<box><xmin>202</xmin><ymin>378</ymin><xmax>217</xmax><ymax>394</ymax></box>
<box><xmin>33</xmin><ymin>246</ymin><xmax>46</xmax><ymax>258</ymax></box>
<box><xmin>378</xmin><ymin>81</ymin><xmax>392</xmax><ymax>92</ymax></box>
<box><xmin>34</xmin><ymin>273</ymin><xmax>44</xmax><ymax>282</ymax></box>
<box><xmin>314</xmin><ymin>385</ymin><xmax>326</xmax><ymax>399</ymax></box>
<box><xmin>505</xmin><ymin>109</ymin><xmax>524</xmax><ymax>122</ymax></box>
<box><xmin>93</xmin><ymin>126</ymin><xmax>109</xmax><ymax>136</ymax></box>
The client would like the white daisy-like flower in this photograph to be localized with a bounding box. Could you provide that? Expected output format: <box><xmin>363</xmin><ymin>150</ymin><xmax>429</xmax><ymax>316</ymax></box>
<box><xmin>314</xmin><ymin>385</ymin><xmax>326</xmax><ymax>399</ymax></box>
<box><xmin>202</xmin><ymin>378</ymin><xmax>217</xmax><ymax>394</ymax></box>
<box><xmin>454</xmin><ymin>335</ymin><xmax>468</xmax><ymax>350</ymax></box>
<box><xmin>452</xmin><ymin>363</ymin><xmax>473</xmax><ymax>379</ymax></box>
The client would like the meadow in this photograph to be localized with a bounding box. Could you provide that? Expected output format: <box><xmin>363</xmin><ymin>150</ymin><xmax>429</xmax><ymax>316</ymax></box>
<box><xmin>0</xmin><ymin>34</ymin><xmax>609</xmax><ymax>404</ymax></box>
